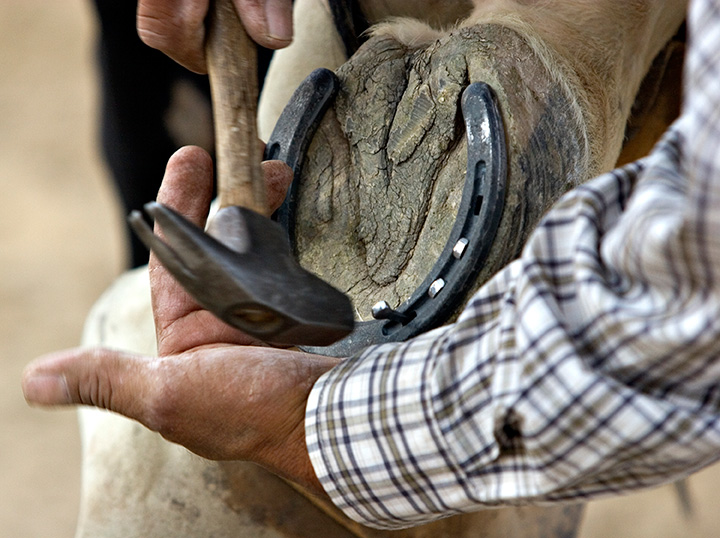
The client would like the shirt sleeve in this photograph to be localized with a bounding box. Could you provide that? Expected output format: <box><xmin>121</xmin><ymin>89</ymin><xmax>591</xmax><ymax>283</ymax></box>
<box><xmin>306</xmin><ymin>0</ymin><xmax>720</xmax><ymax>530</ymax></box>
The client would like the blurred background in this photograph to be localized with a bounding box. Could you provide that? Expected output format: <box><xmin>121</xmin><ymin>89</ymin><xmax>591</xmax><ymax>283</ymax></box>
<box><xmin>1</xmin><ymin>0</ymin><xmax>124</xmax><ymax>536</ymax></box>
<box><xmin>1</xmin><ymin>0</ymin><xmax>719</xmax><ymax>536</ymax></box>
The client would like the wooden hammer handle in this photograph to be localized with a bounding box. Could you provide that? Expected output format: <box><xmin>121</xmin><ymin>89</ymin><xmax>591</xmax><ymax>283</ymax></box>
<box><xmin>206</xmin><ymin>0</ymin><xmax>267</xmax><ymax>214</ymax></box>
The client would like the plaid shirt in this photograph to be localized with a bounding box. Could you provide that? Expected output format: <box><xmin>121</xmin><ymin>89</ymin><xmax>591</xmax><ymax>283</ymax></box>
<box><xmin>306</xmin><ymin>0</ymin><xmax>720</xmax><ymax>530</ymax></box>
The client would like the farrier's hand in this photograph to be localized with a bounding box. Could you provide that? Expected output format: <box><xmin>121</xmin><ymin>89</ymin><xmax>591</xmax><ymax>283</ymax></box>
<box><xmin>137</xmin><ymin>0</ymin><xmax>294</xmax><ymax>73</ymax></box>
<box><xmin>148</xmin><ymin>146</ymin><xmax>293</xmax><ymax>354</ymax></box>
<box><xmin>22</xmin><ymin>146</ymin><xmax>338</xmax><ymax>495</ymax></box>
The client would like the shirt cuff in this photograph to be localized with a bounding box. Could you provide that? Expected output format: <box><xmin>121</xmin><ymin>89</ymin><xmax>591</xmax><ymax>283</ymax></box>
<box><xmin>305</xmin><ymin>325</ymin><xmax>496</xmax><ymax>530</ymax></box>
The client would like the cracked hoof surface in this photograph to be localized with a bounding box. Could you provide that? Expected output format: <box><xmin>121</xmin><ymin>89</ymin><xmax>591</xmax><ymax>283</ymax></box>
<box><xmin>294</xmin><ymin>25</ymin><xmax>590</xmax><ymax>320</ymax></box>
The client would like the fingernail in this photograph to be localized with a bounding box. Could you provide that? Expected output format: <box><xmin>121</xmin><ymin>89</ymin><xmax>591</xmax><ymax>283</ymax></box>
<box><xmin>23</xmin><ymin>374</ymin><xmax>71</xmax><ymax>406</ymax></box>
<box><xmin>265</xmin><ymin>0</ymin><xmax>293</xmax><ymax>43</ymax></box>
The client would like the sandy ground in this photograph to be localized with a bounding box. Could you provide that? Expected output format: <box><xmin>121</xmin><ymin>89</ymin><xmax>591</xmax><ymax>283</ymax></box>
<box><xmin>1</xmin><ymin>1</ymin><xmax>719</xmax><ymax>537</ymax></box>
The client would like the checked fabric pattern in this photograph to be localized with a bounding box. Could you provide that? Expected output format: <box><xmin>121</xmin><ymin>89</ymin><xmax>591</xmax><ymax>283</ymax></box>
<box><xmin>306</xmin><ymin>0</ymin><xmax>720</xmax><ymax>529</ymax></box>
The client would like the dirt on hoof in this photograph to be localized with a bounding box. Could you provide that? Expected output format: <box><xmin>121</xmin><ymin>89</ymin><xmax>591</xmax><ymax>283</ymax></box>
<box><xmin>294</xmin><ymin>25</ymin><xmax>588</xmax><ymax>321</ymax></box>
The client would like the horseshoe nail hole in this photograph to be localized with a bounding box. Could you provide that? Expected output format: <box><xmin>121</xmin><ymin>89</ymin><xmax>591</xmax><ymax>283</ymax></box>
<box><xmin>265</xmin><ymin>142</ymin><xmax>282</xmax><ymax>161</ymax></box>
<box><xmin>473</xmin><ymin>160</ymin><xmax>487</xmax><ymax>215</ymax></box>
<box><xmin>474</xmin><ymin>195</ymin><xmax>484</xmax><ymax>216</ymax></box>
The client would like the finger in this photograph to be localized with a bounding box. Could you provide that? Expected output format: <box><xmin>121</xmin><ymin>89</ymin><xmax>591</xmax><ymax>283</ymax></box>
<box><xmin>22</xmin><ymin>348</ymin><xmax>156</xmax><ymax>426</ymax></box>
<box><xmin>149</xmin><ymin>146</ymin><xmax>215</xmax><ymax>333</ymax></box>
<box><xmin>156</xmin><ymin>145</ymin><xmax>215</xmax><ymax>227</ymax></box>
<box><xmin>261</xmin><ymin>160</ymin><xmax>293</xmax><ymax>212</ymax></box>
<box><xmin>148</xmin><ymin>147</ymin><xmax>269</xmax><ymax>352</ymax></box>
<box><xmin>234</xmin><ymin>0</ymin><xmax>293</xmax><ymax>50</ymax></box>
<box><xmin>137</xmin><ymin>0</ymin><xmax>210</xmax><ymax>74</ymax></box>
<box><xmin>149</xmin><ymin>145</ymin><xmax>214</xmax><ymax>305</ymax></box>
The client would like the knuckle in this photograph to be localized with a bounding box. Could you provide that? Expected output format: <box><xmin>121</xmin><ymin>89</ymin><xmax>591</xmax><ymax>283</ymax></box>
<box><xmin>77</xmin><ymin>348</ymin><xmax>116</xmax><ymax>410</ymax></box>
<box><xmin>136</xmin><ymin>10</ymin><xmax>206</xmax><ymax>72</ymax></box>
<box><xmin>136</xmin><ymin>12</ymin><xmax>177</xmax><ymax>52</ymax></box>
<box><xmin>235</xmin><ymin>1</ymin><xmax>268</xmax><ymax>32</ymax></box>
<box><xmin>136</xmin><ymin>1</ymin><xmax>206</xmax><ymax>46</ymax></box>
<box><xmin>144</xmin><ymin>362</ymin><xmax>182</xmax><ymax>436</ymax></box>
<box><xmin>235</xmin><ymin>0</ymin><xmax>264</xmax><ymax>11</ymax></box>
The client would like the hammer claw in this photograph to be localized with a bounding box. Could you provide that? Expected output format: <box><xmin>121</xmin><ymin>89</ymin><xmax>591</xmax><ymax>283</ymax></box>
<box><xmin>128</xmin><ymin>205</ymin><xmax>208</xmax><ymax>286</ymax></box>
<box><xmin>143</xmin><ymin>202</ymin><xmax>226</xmax><ymax>270</ymax></box>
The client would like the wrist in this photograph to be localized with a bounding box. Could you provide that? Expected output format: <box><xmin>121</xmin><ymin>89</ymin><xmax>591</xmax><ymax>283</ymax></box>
<box><xmin>259</xmin><ymin>413</ymin><xmax>326</xmax><ymax>496</ymax></box>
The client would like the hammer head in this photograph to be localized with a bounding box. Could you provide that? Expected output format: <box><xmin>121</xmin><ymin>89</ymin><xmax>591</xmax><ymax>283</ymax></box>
<box><xmin>129</xmin><ymin>203</ymin><xmax>354</xmax><ymax>346</ymax></box>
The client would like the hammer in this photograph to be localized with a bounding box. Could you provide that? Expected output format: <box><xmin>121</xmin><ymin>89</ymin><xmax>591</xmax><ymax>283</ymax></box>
<box><xmin>128</xmin><ymin>0</ymin><xmax>354</xmax><ymax>347</ymax></box>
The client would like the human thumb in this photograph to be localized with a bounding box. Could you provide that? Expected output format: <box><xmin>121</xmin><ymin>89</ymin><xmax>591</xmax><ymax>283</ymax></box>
<box><xmin>22</xmin><ymin>348</ymin><xmax>156</xmax><ymax>424</ymax></box>
<box><xmin>235</xmin><ymin>0</ymin><xmax>293</xmax><ymax>49</ymax></box>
